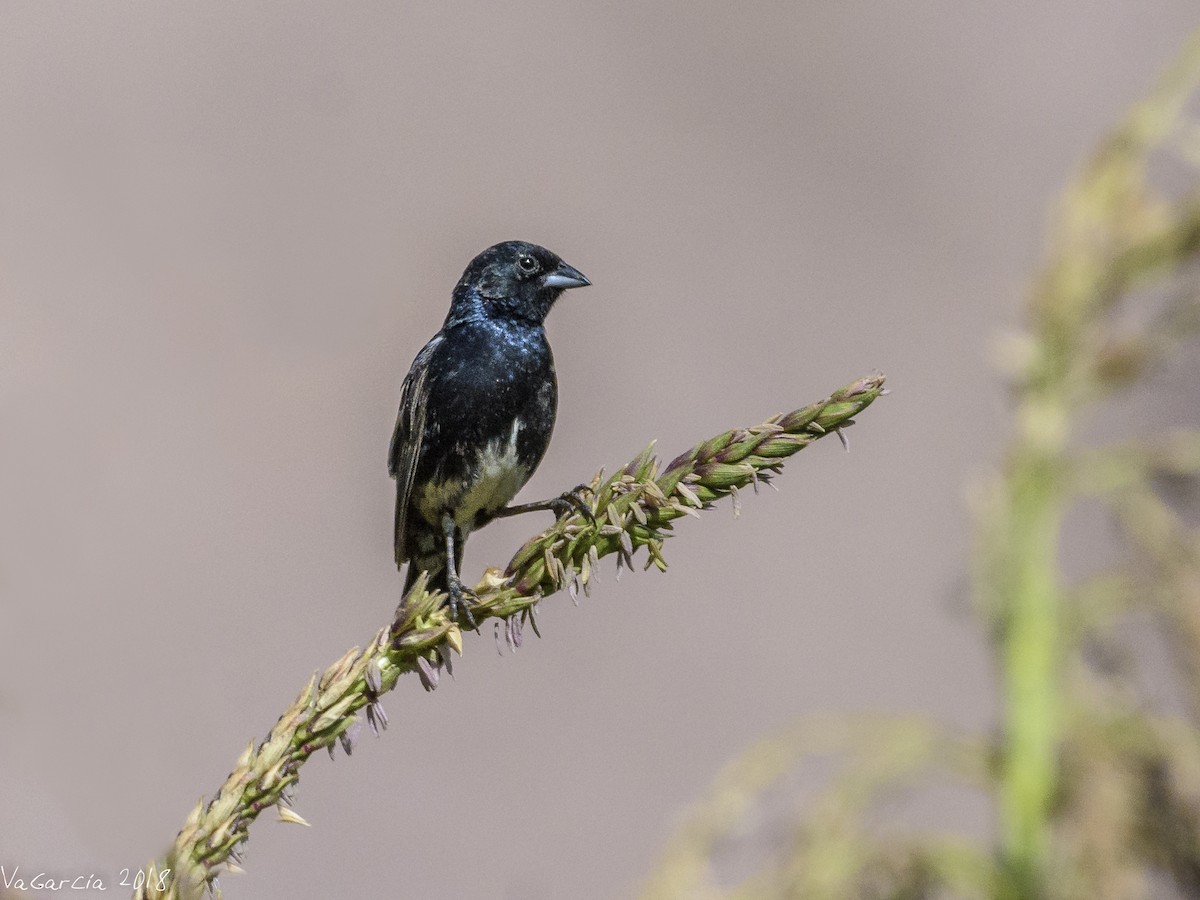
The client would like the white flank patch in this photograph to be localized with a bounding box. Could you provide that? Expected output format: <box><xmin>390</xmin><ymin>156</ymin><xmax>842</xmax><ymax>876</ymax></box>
<box><xmin>457</xmin><ymin>418</ymin><xmax>530</xmax><ymax>530</ymax></box>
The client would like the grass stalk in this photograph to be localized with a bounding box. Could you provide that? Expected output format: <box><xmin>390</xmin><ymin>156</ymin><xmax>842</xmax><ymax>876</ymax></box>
<box><xmin>133</xmin><ymin>374</ymin><xmax>886</xmax><ymax>900</ymax></box>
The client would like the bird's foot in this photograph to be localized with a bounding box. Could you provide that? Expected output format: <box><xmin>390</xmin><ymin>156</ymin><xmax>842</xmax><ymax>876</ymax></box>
<box><xmin>550</xmin><ymin>485</ymin><xmax>596</xmax><ymax>525</ymax></box>
<box><xmin>446</xmin><ymin>574</ymin><xmax>479</xmax><ymax>630</ymax></box>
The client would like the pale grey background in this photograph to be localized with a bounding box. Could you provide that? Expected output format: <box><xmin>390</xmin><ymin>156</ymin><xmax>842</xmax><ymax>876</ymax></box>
<box><xmin>1</xmin><ymin>3</ymin><xmax>1197</xmax><ymax>898</ymax></box>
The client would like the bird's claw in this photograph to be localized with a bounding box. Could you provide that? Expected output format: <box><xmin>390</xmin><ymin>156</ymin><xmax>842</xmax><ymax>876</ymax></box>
<box><xmin>551</xmin><ymin>485</ymin><xmax>596</xmax><ymax>525</ymax></box>
<box><xmin>446</xmin><ymin>576</ymin><xmax>479</xmax><ymax>629</ymax></box>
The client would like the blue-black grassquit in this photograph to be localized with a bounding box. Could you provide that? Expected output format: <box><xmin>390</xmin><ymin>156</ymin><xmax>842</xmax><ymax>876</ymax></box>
<box><xmin>389</xmin><ymin>241</ymin><xmax>591</xmax><ymax>615</ymax></box>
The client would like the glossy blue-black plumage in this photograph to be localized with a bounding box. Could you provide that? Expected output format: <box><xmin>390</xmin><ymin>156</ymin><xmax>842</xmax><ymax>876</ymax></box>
<box><xmin>389</xmin><ymin>241</ymin><xmax>589</xmax><ymax>594</ymax></box>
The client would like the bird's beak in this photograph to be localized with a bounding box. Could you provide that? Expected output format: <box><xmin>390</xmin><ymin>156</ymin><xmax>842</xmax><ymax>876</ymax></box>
<box><xmin>542</xmin><ymin>261</ymin><xmax>591</xmax><ymax>290</ymax></box>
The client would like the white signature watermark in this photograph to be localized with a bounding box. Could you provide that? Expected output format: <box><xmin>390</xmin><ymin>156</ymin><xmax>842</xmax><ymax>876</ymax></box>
<box><xmin>1</xmin><ymin>866</ymin><xmax>172</xmax><ymax>893</ymax></box>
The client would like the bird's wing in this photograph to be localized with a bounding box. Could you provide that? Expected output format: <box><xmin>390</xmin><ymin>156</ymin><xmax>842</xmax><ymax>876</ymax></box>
<box><xmin>389</xmin><ymin>333</ymin><xmax>442</xmax><ymax>568</ymax></box>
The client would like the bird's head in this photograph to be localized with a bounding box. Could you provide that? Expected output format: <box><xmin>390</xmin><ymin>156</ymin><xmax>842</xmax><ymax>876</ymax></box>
<box><xmin>450</xmin><ymin>240</ymin><xmax>590</xmax><ymax>326</ymax></box>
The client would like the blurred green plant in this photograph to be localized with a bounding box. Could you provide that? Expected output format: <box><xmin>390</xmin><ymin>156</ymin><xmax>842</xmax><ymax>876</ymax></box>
<box><xmin>132</xmin><ymin>376</ymin><xmax>885</xmax><ymax>900</ymax></box>
<box><xmin>641</xmin><ymin>29</ymin><xmax>1200</xmax><ymax>900</ymax></box>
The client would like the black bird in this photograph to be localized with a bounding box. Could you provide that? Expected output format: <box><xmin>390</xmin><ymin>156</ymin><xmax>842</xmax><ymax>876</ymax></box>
<box><xmin>389</xmin><ymin>240</ymin><xmax>591</xmax><ymax>616</ymax></box>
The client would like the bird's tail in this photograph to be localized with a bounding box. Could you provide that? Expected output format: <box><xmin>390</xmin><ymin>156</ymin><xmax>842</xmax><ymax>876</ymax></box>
<box><xmin>403</xmin><ymin>557</ymin><xmax>447</xmax><ymax>595</ymax></box>
<box><xmin>401</xmin><ymin>525</ymin><xmax>462</xmax><ymax>597</ymax></box>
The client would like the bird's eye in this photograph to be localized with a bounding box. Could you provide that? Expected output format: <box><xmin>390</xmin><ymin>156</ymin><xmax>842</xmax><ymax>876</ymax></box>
<box><xmin>517</xmin><ymin>255</ymin><xmax>540</xmax><ymax>274</ymax></box>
